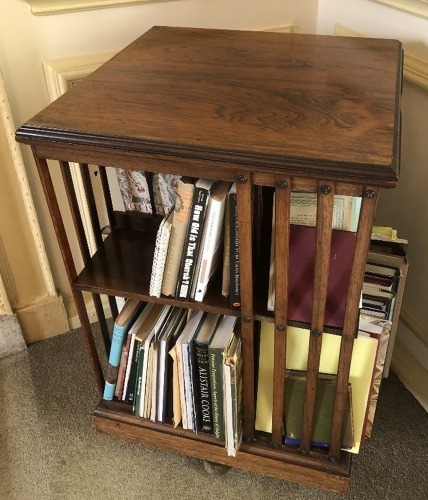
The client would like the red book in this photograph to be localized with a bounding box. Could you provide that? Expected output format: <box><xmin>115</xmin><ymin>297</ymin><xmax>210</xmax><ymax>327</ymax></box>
<box><xmin>269</xmin><ymin>225</ymin><xmax>357</xmax><ymax>329</ymax></box>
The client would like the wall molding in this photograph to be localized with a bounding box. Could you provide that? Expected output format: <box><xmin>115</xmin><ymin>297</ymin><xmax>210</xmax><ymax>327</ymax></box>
<box><xmin>334</xmin><ymin>23</ymin><xmax>428</xmax><ymax>92</ymax></box>
<box><xmin>400</xmin><ymin>306</ymin><xmax>428</xmax><ymax>350</ymax></box>
<box><xmin>371</xmin><ymin>0</ymin><xmax>428</xmax><ymax>19</ymax></box>
<box><xmin>27</xmin><ymin>0</ymin><xmax>171</xmax><ymax>15</ymax></box>
<box><xmin>391</xmin><ymin>338</ymin><xmax>428</xmax><ymax>412</ymax></box>
<box><xmin>43</xmin><ymin>52</ymin><xmax>116</xmax><ymax>256</ymax></box>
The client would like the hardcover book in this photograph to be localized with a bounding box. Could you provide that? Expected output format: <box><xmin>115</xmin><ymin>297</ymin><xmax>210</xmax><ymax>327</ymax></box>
<box><xmin>193</xmin><ymin>181</ymin><xmax>230</xmax><ymax>302</ymax></box>
<box><xmin>208</xmin><ymin>314</ymin><xmax>238</xmax><ymax>441</ymax></box>
<box><xmin>161</xmin><ymin>177</ymin><xmax>195</xmax><ymax>296</ymax></box>
<box><xmin>228</xmin><ymin>183</ymin><xmax>240</xmax><ymax>308</ymax></box>
<box><xmin>224</xmin><ymin>333</ymin><xmax>243</xmax><ymax>456</ymax></box>
<box><xmin>193</xmin><ymin>312</ymin><xmax>222</xmax><ymax>433</ymax></box>
<box><xmin>176</xmin><ymin>178</ymin><xmax>217</xmax><ymax>299</ymax></box>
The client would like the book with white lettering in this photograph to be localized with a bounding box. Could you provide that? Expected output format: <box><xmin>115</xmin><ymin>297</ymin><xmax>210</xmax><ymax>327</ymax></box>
<box><xmin>176</xmin><ymin>179</ymin><xmax>217</xmax><ymax>299</ymax></box>
<box><xmin>208</xmin><ymin>315</ymin><xmax>238</xmax><ymax>441</ymax></box>
<box><xmin>193</xmin><ymin>312</ymin><xmax>222</xmax><ymax>433</ymax></box>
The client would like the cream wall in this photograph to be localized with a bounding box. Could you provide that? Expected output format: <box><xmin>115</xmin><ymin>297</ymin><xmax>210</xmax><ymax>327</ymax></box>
<box><xmin>0</xmin><ymin>0</ymin><xmax>318</xmax><ymax>328</ymax></box>
<box><xmin>317</xmin><ymin>0</ymin><xmax>428</xmax><ymax>409</ymax></box>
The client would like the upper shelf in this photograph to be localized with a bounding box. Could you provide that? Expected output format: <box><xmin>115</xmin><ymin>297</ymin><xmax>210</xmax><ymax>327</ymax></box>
<box><xmin>16</xmin><ymin>26</ymin><xmax>403</xmax><ymax>185</ymax></box>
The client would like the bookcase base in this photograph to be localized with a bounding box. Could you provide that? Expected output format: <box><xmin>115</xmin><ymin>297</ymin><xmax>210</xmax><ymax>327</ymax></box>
<box><xmin>93</xmin><ymin>401</ymin><xmax>351</xmax><ymax>493</ymax></box>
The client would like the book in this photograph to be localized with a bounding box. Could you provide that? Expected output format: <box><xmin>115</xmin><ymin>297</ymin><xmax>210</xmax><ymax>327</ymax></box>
<box><xmin>122</xmin><ymin>303</ymin><xmax>161</xmax><ymax>402</ymax></box>
<box><xmin>136</xmin><ymin>304</ymin><xmax>172</xmax><ymax>418</ymax></box>
<box><xmin>255</xmin><ymin>321</ymin><xmax>378</xmax><ymax>454</ymax></box>
<box><xmin>161</xmin><ymin>177</ymin><xmax>195</xmax><ymax>296</ymax></box>
<box><xmin>268</xmin><ymin>223</ymin><xmax>357</xmax><ymax>328</ymax></box>
<box><xmin>156</xmin><ymin>307</ymin><xmax>188</xmax><ymax>423</ymax></box>
<box><xmin>358</xmin><ymin>314</ymin><xmax>391</xmax><ymax>442</ymax></box>
<box><xmin>131</xmin><ymin>303</ymin><xmax>169</xmax><ymax>413</ymax></box>
<box><xmin>103</xmin><ymin>298</ymin><xmax>143</xmax><ymax>400</ymax></box>
<box><xmin>149</xmin><ymin>210</ymin><xmax>174</xmax><ymax>298</ymax></box>
<box><xmin>176</xmin><ymin>178</ymin><xmax>217</xmax><ymax>299</ymax></box>
<box><xmin>283</xmin><ymin>371</ymin><xmax>354</xmax><ymax>449</ymax></box>
<box><xmin>289</xmin><ymin>192</ymin><xmax>361</xmax><ymax>232</ymax></box>
<box><xmin>365</xmin><ymin>250</ymin><xmax>408</xmax><ymax>377</ymax></box>
<box><xmin>175</xmin><ymin>310</ymin><xmax>205</xmax><ymax>430</ymax></box>
<box><xmin>221</xmin><ymin>189</ymin><xmax>231</xmax><ymax>297</ymax></box>
<box><xmin>192</xmin><ymin>181</ymin><xmax>230</xmax><ymax>301</ymax></box>
<box><xmin>208</xmin><ymin>314</ymin><xmax>238</xmax><ymax>441</ymax></box>
<box><xmin>193</xmin><ymin>312</ymin><xmax>222</xmax><ymax>433</ymax></box>
<box><xmin>228</xmin><ymin>183</ymin><xmax>240</xmax><ymax>308</ymax></box>
<box><xmin>223</xmin><ymin>332</ymin><xmax>243</xmax><ymax>457</ymax></box>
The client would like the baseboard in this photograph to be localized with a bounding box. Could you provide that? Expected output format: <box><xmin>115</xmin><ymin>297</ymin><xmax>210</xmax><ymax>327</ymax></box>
<box><xmin>0</xmin><ymin>314</ymin><xmax>27</xmax><ymax>358</ymax></box>
<box><xmin>16</xmin><ymin>295</ymin><xmax>70</xmax><ymax>343</ymax></box>
<box><xmin>391</xmin><ymin>338</ymin><xmax>428</xmax><ymax>412</ymax></box>
<box><xmin>68</xmin><ymin>295</ymin><xmax>115</xmax><ymax>330</ymax></box>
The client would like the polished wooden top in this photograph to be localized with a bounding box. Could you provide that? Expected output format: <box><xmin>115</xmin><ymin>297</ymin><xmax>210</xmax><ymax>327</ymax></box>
<box><xmin>16</xmin><ymin>26</ymin><xmax>402</xmax><ymax>183</ymax></box>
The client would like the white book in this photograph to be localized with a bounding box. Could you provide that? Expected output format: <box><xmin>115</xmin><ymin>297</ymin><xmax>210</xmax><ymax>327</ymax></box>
<box><xmin>150</xmin><ymin>210</ymin><xmax>174</xmax><ymax>298</ymax></box>
<box><xmin>192</xmin><ymin>181</ymin><xmax>230</xmax><ymax>302</ymax></box>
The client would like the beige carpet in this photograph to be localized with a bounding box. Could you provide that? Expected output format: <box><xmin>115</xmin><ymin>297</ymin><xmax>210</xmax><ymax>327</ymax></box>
<box><xmin>1</xmin><ymin>325</ymin><xmax>427</xmax><ymax>500</ymax></box>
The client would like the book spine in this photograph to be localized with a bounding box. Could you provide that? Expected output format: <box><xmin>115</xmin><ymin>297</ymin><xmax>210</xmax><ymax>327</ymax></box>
<box><xmin>161</xmin><ymin>180</ymin><xmax>195</xmax><ymax>296</ymax></box>
<box><xmin>209</xmin><ymin>347</ymin><xmax>225</xmax><ymax>441</ymax></box>
<box><xmin>176</xmin><ymin>186</ymin><xmax>210</xmax><ymax>299</ymax></box>
<box><xmin>103</xmin><ymin>324</ymin><xmax>127</xmax><ymax>400</ymax></box>
<box><xmin>229</xmin><ymin>190</ymin><xmax>240</xmax><ymax>308</ymax></box>
<box><xmin>149</xmin><ymin>217</ymin><xmax>170</xmax><ymax>298</ymax></box>
<box><xmin>193</xmin><ymin>197</ymin><xmax>225</xmax><ymax>302</ymax></box>
<box><xmin>133</xmin><ymin>341</ymin><xmax>143</xmax><ymax>416</ymax></box>
<box><xmin>125</xmin><ymin>337</ymin><xmax>140</xmax><ymax>404</ymax></box>
<box><xmin>194</xmin><ymin>341</ymin><xmax>213</xmax><ymax>433</ymax></box>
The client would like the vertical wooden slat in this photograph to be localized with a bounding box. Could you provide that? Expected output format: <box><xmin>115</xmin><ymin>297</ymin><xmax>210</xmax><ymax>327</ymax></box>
<box><xmin>59</xmin><ymin>162</ymin><xmax>111</xmax><ymax>354</ymax></box>
<box><xmin>236</xmin><ymin>174</ymin><xmax>254</xmax><ymax>441</ymax></box>
<box><xmin>32</xmin><ymin>151</ymin><xmax>104</xmax><ymax>392</ymax></box>
<box><xmin>271</xmin><ymin>177</ymin><xmax>291</xmax><ymax>446</ymax></box>
<box><xmin>98</xmin><ymin>165</ymin><xmax>119</xmax><ymax>321</ymax></box>
<box><xmin>300</xmin><ymin>182</ymin><xmax>335</xmax><ymax>452</ymax></box>
<box><xmin>81</xmin><ymin>163</ymin><xmax>104</xmax><ymax>249</ymax></box>
<box><xmin>329</xmin><ymin>187</ymin><xmax>379</xmax><ymax>459</ymax></box>
<box><xmin>98</xmin><ymin>166</ymin><xmax>115</xmax><ymax>229</ymax></box>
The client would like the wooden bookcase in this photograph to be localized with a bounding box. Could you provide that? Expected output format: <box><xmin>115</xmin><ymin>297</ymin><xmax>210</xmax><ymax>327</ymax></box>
<box><xmin>16</xmin><ymin>27</ymin><xmax>403</xmax><ymax>493</ymax></box>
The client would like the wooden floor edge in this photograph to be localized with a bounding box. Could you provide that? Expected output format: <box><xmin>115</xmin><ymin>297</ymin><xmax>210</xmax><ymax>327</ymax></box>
<box><xmin>93</xmin><ymin>414</ymin><xmax>350</xmax><ymax>493</ymax></box>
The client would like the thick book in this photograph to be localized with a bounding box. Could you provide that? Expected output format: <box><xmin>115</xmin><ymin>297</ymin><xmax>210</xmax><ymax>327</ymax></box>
<box><xmin>283</xmin><ymin>370</ymin><xmax>354</xmax><ymax>449</ymax></box>
<box><xmin>193</xmin><ymin>181</ymin><xmax>230</xmax><ymax>302</ymax></box>
<box><xmin>267</xmin><ymin>223</ymin><xmax>357</xmax><ymax>329</ymax></box>
<box><xmin>175</xmin><ymin>310</ymin><xmax>205</xmax><ymax>430</ymax></box>
<box><xmin>223</xmin><ymin>333</ymin><xmax>243</xmax><ymax>457</ymax></box>
<box><xmin>193</xmin><ymin>312</ymin><xmax>222</xmax><ymax>433</ymax></box>
<box><xmin>176</xmin><ymin>178</ymin><xmax>217</xmax><ymax>299</ymax></box>
<box><xmin>208</xmin><ymin>314</ymin><xmax>238</xmax><ymax>441</ymax></box>
<box><xmin>149</xmin><ymin>210</ymin><xmax>174</xmax><ymax>298</ymax></box>
<box><xmin>161</xmin><ymin>178</ymin><xmax>195</xmax><ymax>296</ymax></box>
<box><xmin>103</xmin><ymin>298</ymin><xmax>143</xmax><ymax>400</ymax></box>
<box><xmin>228</xmin><ymin>183</ymin><xmax>240</xmax><ymax>308</ymax></box>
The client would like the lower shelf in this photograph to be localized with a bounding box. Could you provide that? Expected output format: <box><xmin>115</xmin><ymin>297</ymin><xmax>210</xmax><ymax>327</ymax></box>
<box><xmin>93</xmin><ymin>401</ymin><xmax>352</xmax><ymax>493</ymax></box>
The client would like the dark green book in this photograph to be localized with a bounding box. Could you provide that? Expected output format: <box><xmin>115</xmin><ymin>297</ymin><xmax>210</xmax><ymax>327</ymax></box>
<box><xmin>208</xmin><ymin>315</ymin><xmax>238</xmax><ymax>441</ymax></box>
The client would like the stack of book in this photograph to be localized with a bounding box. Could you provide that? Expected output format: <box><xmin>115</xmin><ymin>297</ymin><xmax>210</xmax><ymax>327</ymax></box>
<box><xmin>103</xmin><ymin>299</ymin><xmax>243</xmax><ymax>457</ymax></box>
<box><xmin>149</xmin><ymin>177</ymin><xmax>238</xmax><ymax>307</ymax></box>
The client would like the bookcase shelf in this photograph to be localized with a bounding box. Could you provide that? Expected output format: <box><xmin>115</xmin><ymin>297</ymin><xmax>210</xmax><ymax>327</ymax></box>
<box><xmin>16</xmin><ymin>26</ymin><xmax>403</xmax><ymax>493</ymax></box>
